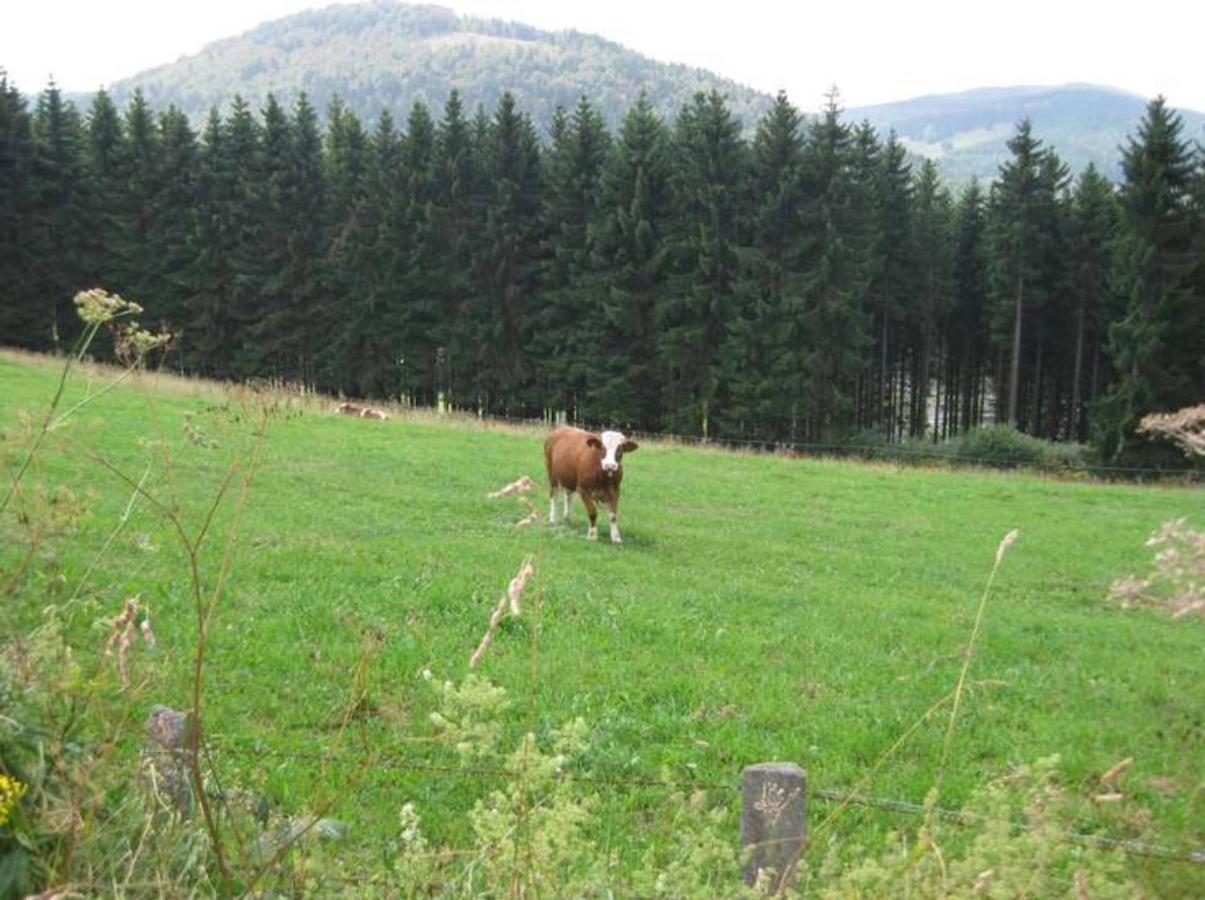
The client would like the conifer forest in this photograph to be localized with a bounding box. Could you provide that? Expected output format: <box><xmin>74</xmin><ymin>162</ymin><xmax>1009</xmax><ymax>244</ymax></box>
<box><xmin>2</xmin><ymin>78</ymin><xmax>1202</xmax><ymax>462</ymax></box>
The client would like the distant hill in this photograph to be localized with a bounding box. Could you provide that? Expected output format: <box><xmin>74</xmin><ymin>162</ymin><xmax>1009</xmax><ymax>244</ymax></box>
<box><xmin>847</xmin><ymin>84</ymin><xmax>1205</xmax><ymax>183</ymax></box>
<box><xmin>101</xmin><ymin>1</ymin><xmax>774</xmax><ymax>134</ymax></box>
<box><xmin>91</xmin><ymin>2</ymin><xmax>1205</xmax><ymax>183</ymax></box>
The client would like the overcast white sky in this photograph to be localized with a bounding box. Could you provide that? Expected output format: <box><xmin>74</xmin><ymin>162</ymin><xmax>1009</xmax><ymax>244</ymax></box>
<box><xmin>3</xmin><ymin>0</ymin><xmax>1204</xmax><ymax>111</ymax></box>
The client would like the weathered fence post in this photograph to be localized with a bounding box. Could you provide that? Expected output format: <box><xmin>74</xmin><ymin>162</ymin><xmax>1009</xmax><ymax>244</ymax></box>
<box><xmin>142</xmin><ymin>705</ymin><xmax>194</xmax><ymax>816</ymax></box>
<box><xmin>741</xmin><ymin>762</ymin><xmax>806</xmax><ymax>888</ymax></box>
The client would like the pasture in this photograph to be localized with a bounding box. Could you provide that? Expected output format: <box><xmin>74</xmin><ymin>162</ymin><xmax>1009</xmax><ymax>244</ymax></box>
<box><xmin>2</xmin><ymin>349</ymin><xmax>1202</xmax><ymax>893</ymax></box>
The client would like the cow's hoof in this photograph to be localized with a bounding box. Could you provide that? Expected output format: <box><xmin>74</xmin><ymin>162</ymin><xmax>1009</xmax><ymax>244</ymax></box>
<box><xmin>587</xmin><ymin>528</ymin><xmax>598</xmax><ymax>541</ymax></box>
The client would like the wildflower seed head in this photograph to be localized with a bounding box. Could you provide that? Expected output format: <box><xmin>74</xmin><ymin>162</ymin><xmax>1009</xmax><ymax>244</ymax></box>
<box><xmin>73</xmin><ymin>288</ymin><xmax>141</xmax><ymax>325</ymax></box>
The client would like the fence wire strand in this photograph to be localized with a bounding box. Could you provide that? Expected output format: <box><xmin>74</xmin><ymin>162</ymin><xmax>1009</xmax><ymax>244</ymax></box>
<box><xmin>397</xmin><ymin>407</ymin><xmax>1202</xmax><ymax>481</ymax></box>
<box><xmin>204</xmin><ymin>740</ymin><xmax>1205</xmax><ymax>866</ymax></box>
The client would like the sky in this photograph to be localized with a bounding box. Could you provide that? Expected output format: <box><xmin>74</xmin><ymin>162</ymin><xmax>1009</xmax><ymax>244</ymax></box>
<box><xmin>4</xmin><ymin>0</ymin><xmax>1205</xmax><ymax>111</ymax></box>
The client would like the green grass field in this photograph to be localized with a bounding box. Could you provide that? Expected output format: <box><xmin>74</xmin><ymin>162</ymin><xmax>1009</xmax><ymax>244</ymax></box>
<box><xmin>3</xmin><ymin>350</ymin><xmax>1203</xmax><ymax>892</ymax></box>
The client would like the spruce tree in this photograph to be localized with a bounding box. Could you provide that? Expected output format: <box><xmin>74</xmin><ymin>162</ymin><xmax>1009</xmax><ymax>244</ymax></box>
<box><xmin>592</xmin><ymin>93</ymin><xmax>672</xmax><ymax>430</ymax></box>
<box><xmin>1066</xmin><ymin>165</ymin><xmax>1118</xmax><ymax>440</ymax></box>
<box><xmin>120</xmin><ymin>91</ymin><xmax>163</xmax><ymax>312</ymax></box>
<box><xmin>910</xmin><ymin>159</ymin><xmax>954</xmax><ymax>439</ymax></box>
<box><xmin>796</xmin><ymin>90</ymin><xmax>870</xmax><ymax>439</ymax></box>
<box><xmin>740</xmin><ymin>91</ymin><xmax>807</xmax><ymax>440</ymax></box>
<box><xmin>987</xmin><ymin>120</ymin><xmax>1067</xmax><ymax>430</ymax></box>
<box><xmin>662</xmin><ymin>90</ymin><xmax>746</xmax><ymax>436</ymax></box>
<box><xmin>31</xmin><ymin>83</ymin><xmax>89</xmax><ymax>347</ymax></box>
<box><xmin>0</xmin><ymin>75</ymin><xmax>40</xmax><ymax>346</ymax></box>
<box><xmin>949</xmin><ymin>180</ymin><xmax>990</xmax><ymax>433</ymax></box>
<box><xmin>866</xmin><ymin>132</ymin><xmax>913</xmax><ymax>438</ymax></box>
<box><xmin>470</xmin><ymin>92</ymin><xmax>543</xmax><ymax>413</ymax></box>
<box><xmin>394</xmin><ymin>100</ymin><xmax>443</xmax><ymax>403</ymax></box>
<box><xmin>146</xmin><ymin>105</ymin><xmax>197</xmax><ymax>350</ymax></box>
<box><xmin>83</xmin><ymin>90</ymin><xmax>129</xmax><ymax>300</ymax></box>
<box><xmin>430</xmin><ymin>90</ymin><xmax>481</xmax><ymax>408</ymax></box>
<box><xmin>1095</xmin><ymin>98</ymin><xmax>1202</xmax><ymax>459</ymax></box>
<box><xmin>533</xmin><ymin>97</ymin><xmax>610</xmax><ymax>418</ymax></box>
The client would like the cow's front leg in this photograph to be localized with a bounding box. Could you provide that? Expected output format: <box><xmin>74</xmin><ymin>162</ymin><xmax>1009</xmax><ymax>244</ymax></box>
<box><xmin>581</xmin><ymin>494</ymin><xmax>599</xmax><ymax>540</ymax></box>
<box><xmin>548</xmin><ymin>487</ymin><xmax>559</xmax><ymax>525</ymax></box>
<box><xmin>607</xmin><ymin>499</ymin><xmax>622</xmax><ymax>544</ymax></box>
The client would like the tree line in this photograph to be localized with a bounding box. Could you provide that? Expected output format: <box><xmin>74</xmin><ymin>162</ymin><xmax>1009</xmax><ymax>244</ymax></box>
<box><xmin>1</xmin><ymin>76</ymin><xmax>1202</xmax><ymax>461</ymax></box>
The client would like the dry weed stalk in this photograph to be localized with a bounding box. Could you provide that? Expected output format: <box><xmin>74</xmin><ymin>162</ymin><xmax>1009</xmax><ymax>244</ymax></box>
<box><xmin>1139</xmin><ymin>404</ymin><xmax>1205</xmax><ymax>458</ymax></box>
<box><xmin>103</xmin><ymin>597</ymin><xmax>155</xmax><ymax>687</ymax></box>
<box><xmin>469</xmin><ymin>556</ymin><xmax>535</xmax><ymax>669</ymax></box>
<box><xmin>487</xmin><ymin>475</ymin><xmax>538</xmax><ymax>527</ymax></box>
<box><xmin>1110</xmin><ymin>517</ymin><xmax>1204</xmax><ymax>619</ymax></box>
<box><xmin>932</xmin><ymin>529</ymin><xmax>1019</xmax><ymax>806</ymax></box>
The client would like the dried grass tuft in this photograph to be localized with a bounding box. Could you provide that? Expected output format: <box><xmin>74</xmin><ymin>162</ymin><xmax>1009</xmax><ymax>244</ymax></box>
<box><xmin>487</xmin><ymin>475</ymin><xmax>538</xmax><ymax>528</ymax></box>
<box><xmin>469</xmin><ymin>556</ymin><xmax>535</xmax><ymax>669</ymax></box>
<box><xmin>102</xmin><ymin>596</ymin><xmax>154</xmax><ymax>686</ymax></box>
<box><xmin>1139</xmin><ymin>404</ymin><xmax>1205</xmax><ymax>458</ymax></box>
<box><xmin>1110</xmin><ymin>517</ymin><xmax>1204</xmax><ymax>619</ymax></box>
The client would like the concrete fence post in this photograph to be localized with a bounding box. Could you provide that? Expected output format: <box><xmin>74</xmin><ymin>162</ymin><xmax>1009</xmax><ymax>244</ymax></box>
<box><xmin>740</xmin><ymin>762</ymin><xmax>806</xmax><ymax>888</ymax></box>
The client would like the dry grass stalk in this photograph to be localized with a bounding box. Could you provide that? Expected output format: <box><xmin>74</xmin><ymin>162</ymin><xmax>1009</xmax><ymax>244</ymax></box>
<box><xmin>469</xmin><ymin>556</ymin><xmax>535</xmax><ymax>669</ymax></box>
<box><xmin>103</xmin><ymin>597</ymin><xmax>155</xmax><ymax>686</ymax></box>
<box><xmin>934</xmin><ymin>529</ymin><xmax>1020</xmax><ymax>803</ymax></box>
<box><xmin>487</xmin><ymin>475</ymin><xmax>535</xmax><ymax>499</ymax></box>
<box><xmin>1110</xmin><ymin>517</ymin><xmax>1204</xmax><ymax>619</ymax></box>
<box><xmin>487</xmin><ymin>475</ymin><xmax>538</xmax><ymax>528</ymax></box>
<box><xmin>1139</xmin><ymin>404</ymin><xmax>1205</xmax><ymax>458</ymax></box>
<box><xmin>1099</xmin><ymin>756</ymin><xmax>1133</xmax><ymax>789</ymax></box>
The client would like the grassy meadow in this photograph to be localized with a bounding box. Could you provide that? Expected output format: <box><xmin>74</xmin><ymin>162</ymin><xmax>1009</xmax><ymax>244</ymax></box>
<box><xmin>2</xmin><ymin>349</ymin><xmax>1203</xmax><ymax>892</ymax></box>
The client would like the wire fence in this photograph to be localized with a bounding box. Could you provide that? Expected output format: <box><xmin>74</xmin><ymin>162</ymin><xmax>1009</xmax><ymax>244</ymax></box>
<box><xmin>201</xmin><ymin>739</ymin><xmax>1205</xmax><ymax>866</ymax></box>
<box><xmin>396</xmin><ymin>406</ymin><xmax>1203</xmax><ymax>483</ymax></box>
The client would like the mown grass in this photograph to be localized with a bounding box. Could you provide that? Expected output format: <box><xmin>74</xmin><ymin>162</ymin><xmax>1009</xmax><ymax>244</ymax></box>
<box><xmin>3</xmin><ymin>349</ymin><xmax>1203</xmax><ymax>889</ymax></box>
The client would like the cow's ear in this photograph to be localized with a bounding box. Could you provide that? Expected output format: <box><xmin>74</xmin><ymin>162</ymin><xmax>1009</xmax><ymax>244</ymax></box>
<box><xmin>622</xmin><ymin>440</ymin><xmax>639</xmax><ymax>453</ymax></box>
<box><xmin>587</xmin><ymin>436</ymin><xmax>603</xmax><ymax>450</ymax></box>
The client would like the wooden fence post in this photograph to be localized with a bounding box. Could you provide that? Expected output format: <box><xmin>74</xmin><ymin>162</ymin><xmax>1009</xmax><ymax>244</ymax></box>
<box><xmin>143</xmin><ymin>705</ymin><xmax>194</xmax><ymax>816</ymax></box>
<box><xmin>740</xmin><ymin>762</ymin><xmax>806</xmax><ymax>888</ymax></box>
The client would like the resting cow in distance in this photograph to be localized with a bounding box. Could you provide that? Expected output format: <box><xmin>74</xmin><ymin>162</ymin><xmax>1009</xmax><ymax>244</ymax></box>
<box><xmin>543</xmin><ymin>426</ymin><xmax>639</xmax><ymax>544</ymax></box>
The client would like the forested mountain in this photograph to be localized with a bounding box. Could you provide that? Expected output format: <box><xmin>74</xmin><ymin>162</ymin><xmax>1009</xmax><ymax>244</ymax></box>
<box><xmin>849</xmin><ymin>84</ymin><xmax>1205</xmax><ymax>183</ymax></box>
<box><xmin>98</xmin><ymin>2</ymin><xmax>773</xmax><ymax>135</ymax></box>
<box><xmin>83</xmin><ymin>2</ymin><xmax>1205</xmax><ymax>183</ymax></box>
<box><xmin>4</xmin><ymin>69</ymin><xmax>1203</xmax><ymax>465</ymax></box>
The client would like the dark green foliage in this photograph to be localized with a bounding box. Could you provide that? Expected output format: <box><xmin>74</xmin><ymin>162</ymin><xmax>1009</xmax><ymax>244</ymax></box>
<box><xmin>1095</xmin><ymin>98</ymin><xmax>1203</xmax><ymax>462</ymax></box>
<box><xmin>591</xmin><ymin>94</ymin><xmax>673</xmax><ymax>431</ymax></box>
<box><xmin>530</xmin><ymin>98</ymin><xmax>610</xmax><ymax>419</ymax></box>
<box><xmin>986</xmin><ymin>121</ymin><xmax>1070</xmax><ymax>429</ymax></box>
<box><xmin>29</xmin><ymin>84</ymin><xmax>89</xmax><ymax>347</ymax></box>
<box><xmin>1</xmin><ymin>77</ymin><xmax>1201</xmax><ymax>467</ymax></box>
<box><xmin>0</xmin><ymin>74</ymin><xmax>40</xmax><ymax>346</ymax></box>
<box><xmin>795</xmin><ymin>92</ymin><xmax>872</xmax><ymax>440</ymax></box>
<box><xmin>469</xmin><ymin>93</ymin><xmax>543</xmax><ymax>413</ymax></box>
<box><xmin>662</xmin><ymin>91</ymin><xmax>746</xmax><ymax>436</ymax></box>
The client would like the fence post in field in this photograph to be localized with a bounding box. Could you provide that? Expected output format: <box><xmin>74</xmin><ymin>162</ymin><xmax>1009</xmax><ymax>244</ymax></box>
<box><xmin>142</xmin><ymin>705</ymin><xmax>195</xmax><ymax>816</ymax></box>
<box><xmin>740</xmin><ymin>762</ymin><xmax>806</xmax><ymax>888</ymax></box>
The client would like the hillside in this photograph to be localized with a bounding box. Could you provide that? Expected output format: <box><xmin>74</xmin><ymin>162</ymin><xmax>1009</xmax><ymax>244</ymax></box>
<box><xmin>848</xmin><ymin>83</ymin><xmax>1205</xmax><ymax>182</ymax></box>
<box><xmin>3</xmin><ymin>349</ymin><xmax>1203</xmax><ymax>893</ymax></box>
<box><xmin>102</xmin><ymin>1</ymin><xmax>774</xmax><ymax>133</ymax></box>
<box><xmin>88</xmin><ymin>2</ymin><xmax>1205</xmax><ymax>183</ymax></box>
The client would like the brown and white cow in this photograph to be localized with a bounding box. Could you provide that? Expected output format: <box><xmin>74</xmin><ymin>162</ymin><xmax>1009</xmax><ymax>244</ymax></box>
<box><xmin>543</xmin><ymin>426</ymin><xmax>638</xmax><ymax>543</ymax></box>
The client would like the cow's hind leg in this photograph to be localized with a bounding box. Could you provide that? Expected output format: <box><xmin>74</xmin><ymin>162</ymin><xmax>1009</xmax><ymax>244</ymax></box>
<box><xmin>548</xmin><ymin>484</ymin><xmax>560</xmax><ymax>525</ymax></box>
<box><xmin>581</xmin><ymin>494</ymin><xmax>599</xmax><ymax>540</ymax></box>
<box><xmin>563</xmin><ymin>490</ymin><xmax>573</xmax><ymax>523</ymax></box>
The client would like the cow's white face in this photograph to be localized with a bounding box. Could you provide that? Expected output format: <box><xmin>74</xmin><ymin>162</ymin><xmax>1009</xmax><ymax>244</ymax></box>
<box><xmin>600</xmin><ymin>430</ymin><xmax>629</xmax><ymax>473</ymax></box>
